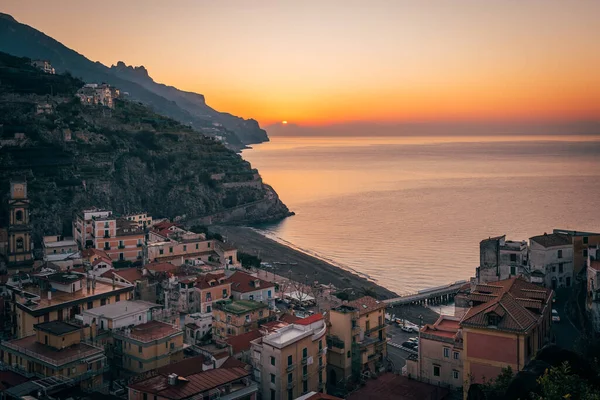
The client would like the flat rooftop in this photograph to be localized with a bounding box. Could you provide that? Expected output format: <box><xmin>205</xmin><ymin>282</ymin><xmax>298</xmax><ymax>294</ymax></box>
<box><xmin>83</xmin><ymin>300</ymin><xmax>160</xmax><ymax>319</ymax></box>
<box><xmin>43</xmin><ymin>239</ymin><xmax>77</xmax><ymax>248</ymax></box>
<box><xmin>215</xmin><ymin>299</ymin><xmax>267</xmax><ymax>315</ymax></box>
<box><xmin>34</xmin><ymin>321</ymin><xmax>81</xmax><ymax>336</ymax></box>
<box><xmin>1</xmin><ymin>335</ymin><xmax>103</xmax><ymax>367</ymax></box>
<box><xmin>46</xmin><ymin>273</ymin><xmax>84</xmax><ymax>284</ymax></box>
<box><xmin>119</xmin><ymin>320</ymin><xmax>181</xmax><ymax>342</ymax></box>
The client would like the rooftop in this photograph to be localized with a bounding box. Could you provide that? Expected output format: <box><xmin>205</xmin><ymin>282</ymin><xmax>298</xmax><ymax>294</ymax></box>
<box><xmin>117</xmin><ymin>320</ymin><xmax>181</xmax><ymax>342</ymax></box>
<box><xmin>46</xmin><ymin>273</ymin><xmax>84</xmax><ymax>284</ymax></box>
<box><xmin>195</xmin><ymin>273</ymin><xmax>228</xmax><ymax>290</ymax></box>
<box><xmin>262</xmin><ymin>318</ymin><xmax>325</xmax><ymax>349</ymax></box>
<box><xmin>461</xmin><ymin>277</ymin><xmax>552</xmax><ymax>333</ymax></box>
<box><xmin>226</xmin><ymin>330</ymin><xmax>263</xmax><ymax>354</ymax></box>
<box><xmin>43</xmin><ymin>239</ymin><xmax>77</xmax><ymax>248</ymax></box>
<box><xmin>128</xmin><ymin>367</ymin><xmax>250</xmax><ymax>399</ymax></box>
<box><xmin>156</xmin><ymin>355</ymin><xmax>207</xmax><ymax>377</ymax></box>
<box><xmin>82</xmin><ymin>300</ymin><xmax>159</xmax><ymax>319</ymax></box>
<box><xmin>227</xmin><ymin>271</ymin><xmax>274</xmax><ymax>293</ymax></box>
<box><xmin>553</xmin><ymin>229</ymin><xmax>600</xmax><ymax>237</ymax></box>
<box><xmin>347</xmin><ymin>373</ymin><xmax>448</xmax><ymax>400</ymax></box>
<box><xmin>145</xmin><ymin>262</ymin><xmax>179</xmax><ymax>273</ymax></box>
<box><xmin>34</xmin><ymin>321</ymin><xmax>81</xmax><ymax>336</ymax></box>
<box><xmin>81</xmin><ymin>248</ymin><xmax>111</xmax><ymax>260</ymax></box>
<box><xmin>1</xmin><ymin>335</ymin><xmax>103</xmax><ymax>367</ymax></box>
<box><xmin>101</xmin><ymin>267</ymin><xmax>143</xmax><ymax>283</ymax></box>
<box><xmin>214</xmin><ymin>299</ymin><xmax>267</xmax><ymax>315</ymax></box>
<box><xmin>421</xmin><ymin>316</ymin><xmax>461</xmax><ymax>341</ymax></box>
<box><xmin>590</xmin><ymin>260</ymin><xmax>600</xmax><ymax>272</ymax></box>
<box><xmin>346</xmin><ymin>296</ymin><xmax>385</xmax><ymax>315</ymax></box>
<box><xmin>530</xmin><ymin>233</ymin><xmax>572</xmax><ymax>248</ymax></box>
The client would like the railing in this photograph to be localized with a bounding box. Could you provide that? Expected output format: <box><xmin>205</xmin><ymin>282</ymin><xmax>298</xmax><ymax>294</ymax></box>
<box><xmin>302</xmin><ymin>373</ymin><xmax>308</xmax><ymax>381</ymax></box>
<box><xmin>118</xmin><ymin>245</ymin><xmax>125</xmax><ymax>249</ymax></box>
<box><xmin>287</xmin><ymin>381</ymin><xmax>295</xmax><ymax>389</ymax></box>
<box><xmin>104</xmin><ymin>246</ymin><xmax>111</xmax><ymax>250</ymax></box>
<box><xmin>286</xmin><ymin>363</ymin><xmax>295</xmax><ymax>372</ymax></box>
<box><xmin>0</xmin><ymin>341</ymin><xmax>104</xmax><ymax>367</ymax></box>
<box><xmin>327</xmin><ymin>335</ymin><xmax>345</xmax><ymax>349</ymax></box>
<box><xmin>301</xmin><ymin>357</ymin><xmax>308</xmax><ymax>365</ymax></box>
<box><xmin>366</xmin><ymin>324</ymin><xmax>385</xmax><ymax>334</ymax></box>
<box><xmin>0</xmin><ymin>362</ymin><xmax>44</xmax><ymax>379</ymax></box>
<box><xmin>72</xmin><ymin>365</ymin><xmax>110</xmax><ymax>382</ymax></box>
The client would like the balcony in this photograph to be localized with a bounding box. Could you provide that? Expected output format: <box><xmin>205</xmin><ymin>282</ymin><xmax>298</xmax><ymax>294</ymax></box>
<box><xmin>366</xmin><ymin>324</ymin><xmax>385</xmax><ymax>334</ymax></box>
<box><xmin>104</xmin><ymin>246</ymin><xmax>111</xmax><ymax>251</ymax></box>
<box><xmin>118</xmin><ymin>245</ymin><xmax>125</xmax><ymax>249</ymax></box>
<box><xmin>327</xmin><ymin>335</ymin><xmax>345</xmax><ymax>350</ymax></box>
<box><xmin>287</xmin><ymin>381</ymin><xmax>295</xmax><ymax>390</ymax></box>
<box><xmin>301</xmin><ymin>357</ymin><xmax>308</xmax><ymax>365</ymax></box>
<box><xmin>104</xmin><ymin>234</ymin><xmax>110</xmax><ymax>239</ymax></box>
<box><xmin>286</xmin><ymin>363</ymin><xmax>295</xmax><ymax>372</ymax></box>
<box><xmin>137</xmin><ymin>243</ymin><xmax>143</xmax><ymax>247</ymax></box>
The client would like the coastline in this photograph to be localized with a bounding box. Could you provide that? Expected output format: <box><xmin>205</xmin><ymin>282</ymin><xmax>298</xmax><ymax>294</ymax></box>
<box><xmin>212</xmin><ymin>225</ymin><xmax>440</xmax><ymax>324</ymax></box>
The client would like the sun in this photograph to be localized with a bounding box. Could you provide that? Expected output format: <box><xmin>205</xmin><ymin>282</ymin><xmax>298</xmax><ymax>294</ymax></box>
<box><xmin>282</xmin><ymin>120</ymin><xmax>288</xmax><ymax>125</ymax></box>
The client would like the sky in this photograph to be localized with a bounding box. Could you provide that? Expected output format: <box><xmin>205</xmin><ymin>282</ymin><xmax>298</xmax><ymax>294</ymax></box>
<box><xmin>3</xmin><ymin>0</ymin><xmax>600</xmax><ymax>127</ymax></box>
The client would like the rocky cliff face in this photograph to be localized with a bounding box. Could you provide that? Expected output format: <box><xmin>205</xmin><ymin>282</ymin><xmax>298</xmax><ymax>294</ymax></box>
<box><xmin>0</xmin><ymin>13</ymin><xmax>268</xmax><ymax>146</ymax></box>
<box><xmin>0</xmin><ymin>52</ymin><xmax>290</xmax><ymax>243</ymax></box>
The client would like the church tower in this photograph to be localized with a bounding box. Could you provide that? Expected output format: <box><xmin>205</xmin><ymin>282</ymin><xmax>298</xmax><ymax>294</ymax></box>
<box><xmin>7</xmin><ymin>179</ymin><xmax>33</xmax><ymax>269</ymax></box>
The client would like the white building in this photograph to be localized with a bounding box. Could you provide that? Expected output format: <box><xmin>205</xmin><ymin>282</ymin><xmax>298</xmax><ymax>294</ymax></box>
<box><xmin>477</xmin><ymin>235</ymin><xmax>529</xmax><ymax>284</ymax></box>
<box><xmin>227</xmin><ymin>271</ymin><xmax>276</xmax><ymax>309</ymax></box>
<box><xmin>529</xmin><ymin>233</ymin><xmax>573</xmax><ymax>289</ymax></box>
<box><xmin>81</xmin><ymin>300</ymin><xmax>161</xmax><ymax>331</ymax></box>
<box><xmin>183</xmin><ymin>312</ymin><xmax>213</xmax><ymax>345</ymax></box>
<box><xmin>31</xmin><ymin>60</ymin><xmax>55</xmax><ymax>74</ymax></box>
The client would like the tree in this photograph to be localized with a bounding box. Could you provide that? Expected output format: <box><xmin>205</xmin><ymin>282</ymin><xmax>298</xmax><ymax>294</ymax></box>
<box><xmin>533</xmin><ymin>362</ymin><xmax>600</xmax><ymax>400</ymax></box>
<box><xmin>335</xmin><ymin>291</ymin><xmax>350</xmax><ymax>301</ymax></box>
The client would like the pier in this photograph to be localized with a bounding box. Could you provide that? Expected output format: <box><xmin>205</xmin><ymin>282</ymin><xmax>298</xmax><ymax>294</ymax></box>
<box><xmin>383</xmin><ymin>280</ymin><xmax>468</xmax><ymax>307</ymax></box>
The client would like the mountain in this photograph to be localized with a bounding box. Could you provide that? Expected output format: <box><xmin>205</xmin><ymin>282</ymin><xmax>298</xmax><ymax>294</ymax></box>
<box><xmin>0</xmin><ymin>13</ymin><xmax>268</xmax><ymax>146</ymax></box>
<box><xmin>0</xmin><ymin>51</ymin><xmax>290</xmax><ymax>242</ymax></box>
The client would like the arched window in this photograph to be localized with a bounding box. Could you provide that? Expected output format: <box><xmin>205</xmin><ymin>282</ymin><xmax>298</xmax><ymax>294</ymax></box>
<box><xmin>16</xmin><ymin>237</ymin><xmax>24</xmax><ymax>249</ymax></box>
<box><xmin>15</xmin><ymin>210</ymin><xmax>23</xmax><ymax>222</ymax></box>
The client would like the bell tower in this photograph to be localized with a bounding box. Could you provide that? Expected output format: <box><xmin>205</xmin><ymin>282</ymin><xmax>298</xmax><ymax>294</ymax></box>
<box><xmin>7</xmin><ymin>179</ymin><xmax>33</xmax><ymax>269</ymax></box>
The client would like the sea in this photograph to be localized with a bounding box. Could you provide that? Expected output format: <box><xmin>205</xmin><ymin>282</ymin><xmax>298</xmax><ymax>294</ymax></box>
<box><xmin>241</xmin><ymin>135</ymin><xmax>600</xmax><ymax>295</ymax></box>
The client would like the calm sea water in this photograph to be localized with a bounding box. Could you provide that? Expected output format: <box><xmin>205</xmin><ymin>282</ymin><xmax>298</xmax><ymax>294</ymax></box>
<box><xmin>242</xmin><ymin>135</ymin><xmax>600</xmax><ymax>294</ymax></box>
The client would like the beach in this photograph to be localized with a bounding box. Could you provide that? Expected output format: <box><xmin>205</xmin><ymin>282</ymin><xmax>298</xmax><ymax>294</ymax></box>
<box><xmin>212</xmin><ymin>225</ymin><xmax>440</xmax><ymax>324</ymax></box>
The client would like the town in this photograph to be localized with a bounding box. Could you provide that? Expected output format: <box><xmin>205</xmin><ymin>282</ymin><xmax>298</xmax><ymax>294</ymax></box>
<box><xmin>0</xmin><ymin>177</ymin><xmax>599</xmax><ymax>400</ymax></box>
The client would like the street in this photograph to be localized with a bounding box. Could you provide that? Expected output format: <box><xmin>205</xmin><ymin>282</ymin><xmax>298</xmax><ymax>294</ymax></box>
<box><xmin>386</xmin><ymin>322</ymin><xmax>420</xmax><ymax>372</ymax></box>
<box><xmin>551</xmin><ymin>287</ymin><xmax>581</xmax><ymax>350</ymax></box>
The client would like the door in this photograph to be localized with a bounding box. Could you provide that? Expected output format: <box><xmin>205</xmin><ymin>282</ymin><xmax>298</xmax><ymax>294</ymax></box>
<box><xmin>566</xmin><ymin>277</ymin><xmax>571</xmax><ymax>287</ymax></box>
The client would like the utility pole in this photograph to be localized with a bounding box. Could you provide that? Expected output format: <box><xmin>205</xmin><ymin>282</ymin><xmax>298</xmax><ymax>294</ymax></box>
<box><xmin>418</xmin><ymin>314</ymin><xmax>423</xmax><ymax>380</ymax></box>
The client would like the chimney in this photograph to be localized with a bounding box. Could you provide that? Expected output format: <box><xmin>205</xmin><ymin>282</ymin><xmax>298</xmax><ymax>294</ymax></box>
<box><xmin>168</xmin><ymin>373</ymin><xmax>178</xmax><ymax>386</ymax></box>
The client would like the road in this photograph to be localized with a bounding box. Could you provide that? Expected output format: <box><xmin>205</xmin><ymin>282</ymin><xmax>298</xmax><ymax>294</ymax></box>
<box><xmin>386</xmin><ymin>322</ymin><xmax>420</xmax><ymax>372</ymax></box>
<box><xmin>552</xmin><ymin>287</ymin><xmax>581</xmax><ymax>350</ymax></box>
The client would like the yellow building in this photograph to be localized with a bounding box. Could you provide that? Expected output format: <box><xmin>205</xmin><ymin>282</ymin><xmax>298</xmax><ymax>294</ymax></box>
<box><xmin>251</xmin><ymin>314</ymin><xmax>328</xmax><ymax>400</ymax></box>
<box><xmin>112</xmin><ymin>320</ymin><xmax>184</xmax><ymax>373</ymax></box>
<box><xmin>326</xmin><ymin>296</ymin><xmax>387</xmax><ymax>393</ymax></box>
<box><xmin>0</xmin><ymin>321</ymin><xmax>107</xmax><ymax>390</ymax></box>
<box><xmin>213</xmin><ymin>299</ymin><xmax>270</xmax><ymax>341</ymax></box>
<box><xmin>9</xmin><ymin>272</ymin><xmax>134</xmax><ymax>338</ymax></box>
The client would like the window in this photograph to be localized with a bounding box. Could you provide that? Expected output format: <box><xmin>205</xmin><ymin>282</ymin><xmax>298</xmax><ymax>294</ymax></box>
<box><xmin>510</xmin><ymin>266</ymin><xmax>516</xmax><ymax>275</ymax></box>
<box><xmin>206</xmin><ymin>293</ymin><xmax>212</xmax><ymax>302</ymax></box>
<box><xmin>453</xmin><ymin>370</ymin><xmax>459</xmax><ymax>380</ymax></box>
<box><xmin>319</xmin><ymin>356</ymin><xmax>323</xmax><ymax>366</ymax></box>
<box><xmin>259</xmin><ymin>310</ymin><xmax>263</xmax><ymax>317</ymax></box>
<box><xmin>222</xmin><ymin>289</ymin><xmax>227</xmax><ymax>298</ymax></box>
<box><xmin>559</xmin><ymin>263</ymin><xmax>563</xmax><ymax>273</ymax></box>
<box><xmin>15</xmin><ymin>210</ymin><xmax>23</xmax><ymax>221</ymax></box>
<box><xmin>365</xmin><ymin>320</ymin><xmax>370</xmax><ymax>331</ymax></box>
<box><xmin>169</xmin><ymin>247</ymin><xmax>173</xmax><ymax>253</ymax></box>
<box><xmin>443</xmin><ymin>348</ymin><xmax>450</xmax><ymax>358</ymax></box>
<box><xmin>139</xmin><ymin>361</ymin><xmax>143</xmax><ymax>369</ymax></box>
<box><xmin>268</xmin><ymin>290</ymin><xmax>272</xmax><ymax>298</ymax></box>
<box><xmin>510</xmin><ymin>253</ymin><xmax>517</xmax><ymax>262</ymax></box>
<box><xmin>249</xmin><ymin>295</ymin><xmax>254</xmax><ymax>301</ymax></box>
<box><xmin>101</xmin><ymin>298</ymin><xmax>106</xmax><ymax>306</ymax></box>
<box><xmin>287</xmin><ymin>373</ymin><xmax>293</xmax><ymax>383</ymax></box>
<box><xmin>119</xmin><ymin>240</ymin><xmax>124</xmax><ymax>248</ymax></box>
<box><xmin>303</xmin><ymin>379</ymin><xmax>308</xmax><ymax>393</ymax></box>
<box><xmin>270</xmin><ymin>389</ymin><xmax>276</xmax><ymax>400</ymax></box>
<box><xmin>433</xmin><ymin>365</ymin><xmax>440</xmax><ymax>377</ymax></box>
<box><xmin>303</xmin><ymin>365</ymin><xmax>308</xmax><ymax>376</ymax></box>
<box><xmin>119</xmin><ymin>253</ymin><xmax>124</xmax><ymax>261</ymax></box>
<box><xmin>16</xmin><ymin>237</ymin><xmax>24</xmax><ymax>249</ymax></box>
<box><xmin>271</xmin><ymin>373</ymin><xmax>276</xmax><ymax>384</ymax></box>
<box><xmin>270</xmin><ymin>356</ymin><xmax>275</xmax><ymax>366</ymax></box>
<box><xmin>159</xmin><ymin>249</ymin><xmax>164</xmax><ymax>255</ymax></box>
<box><xmin>206</xmin><ymin>305</ymin><xmax>212</xmax><ymax>312</ymax></box>
<box><xmin>183</xmin><ymin>245</ymin><xmax>187</xmax><ymax>251</ymax></box>
<box><xmin>138</xmin><ymin>345</ymin><xmax>142</xmax><ymax>353</ymax></box>
<box><xmin>584</xmin><ymin>249</ymin><xmax>589</xmax><ymax>257</ymax></box>
<box><xmin>208</xmin><ymin>242</ymin><xmax>211</xmax><ymax>248</ymax></box>
<box><xmin>453</xmin><ymin>351</ymin><xmax>459</xmax><ymax>360</ymax></box>
<box><xmin>104</xmin><ymin>242</ymin><xmax>110</xmax><ymax>250</ymax></box>
<box><xmin>288</xmin><ymin>355</ymin><xmax>293</xmax><ymax>366</ymax></box>
<box><xmin>288</xmin><ymin>390</ymin><xmax>293</xmax><ymax>400</ymax></box>
<box><xmin>87</xmin><ymin>301</ymin><xmax>93</xmax><ymax>309</ymax></box>
<box><xmin>319</xmin><ymin>340</ymin><xmax>323</xmax><ymax>351</ymax></box>
<box><xmin>526</xmin><ymin>336</ymin><xmax>532</xmax><ymax>356</ymax></box>
<box><xmin>558</xmin><ymin>250</ymin><xmax>563</xmax><ymax>259</ymax></box>
<box><xmin>303</xmin><ymin>347</ymin><xmax>308</xmax><ymax>359</ymax></box>
<box><xmin>165</xmin><ymin>342</ymin><xmax>168</xmax><ymax>348</ymax></box>
<box><xmin>584</xmin><ymin>236</ymin><xmax>589</xmax><ymax>244</ymax></box>
<box><xmin>104</xmin><ymin>229</ymin><xmax>110</xmax><ymax>238</ymax></box>
<box><xmin>552</xmin><ymin>266</ymin><xmax>556</xmax><ymax>273</ymax></box>
<box><xmin>139</xmin><ymin>315</ymin><xmax>142</xmax><ymax>321</ymax></box>
<box><xmin>143</xmin><ymin>394</ymin><xmax>147</xmax><ymax>400</ymax></box>
<box><xmin>196</xmin><ymin>244</ymin><xmax>199</xmax><ymax>250</ymax></box>
<box><xmin>488</xmin><ymin>314</ymin><xmax>500</xmax><ymax>326</ymax></box>
<box><xmin>347</xmin><ymin>351</ymin><xmax>351</xmax><ymax>358</ymax></box>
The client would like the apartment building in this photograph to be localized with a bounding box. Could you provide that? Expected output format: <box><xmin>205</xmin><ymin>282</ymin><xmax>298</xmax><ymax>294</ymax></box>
<box><xmin>529</xmin><ymin>233</ymin><xmax>574</xmax><ymax>288</ymax></box>
<box><xmin>72</xmin><ymin>209</ymin><xmax>112</xmax><ymax>249</ymax></box>
<box><xmin>0</xmin><ymin>321</ymin><xmax>107</xmax><ymax>390</ymax></box>
<box><xmin>122</xmin><ymin>212</ymin><xmax>152</xmax><ymax>229</ymax></box>
<box><xmin>251</xmin><ymin>314</ymin><xmax>328</xmax><ymax>400</ymax></box>
<box><xmin>81</xmin><ymin>300</ymin><xmax>161</xmax><ymax>340</ymax></box>
<box><xmin>213</xmin><ymin>299</ymin><xmax>270</xmax><ymax>341</ymax></box>
<box><xmin>405</xmin><ymin>316</ymin><xmax>463</xmax><ymax>389</ymax></box>
<box><xmin>194</xmin><ymin>272</ymin><xmax>231</xmax><ymax>313</ymax></box>
<box><xmin>42</xmin><ymin>235</ymin><xmax>78</xmax><ymax>257</ymax></box>
<box><xmin>128</xmin><ymin>355</ymin><xmax>257</xmax><ymax>400</ymax></box>
<box><xmin>477</xmin><ymin>235</ymin><xmax>528</xmax><ymax>284</ymax></box>
<box><xmin>326</xmin><ymin>296</ymin><xmax>387</xmax><ymax>393</ymax></box>
<box><xmin>112</xmin><ymin>320</ymin><xmax>184</xmax><ymax>373</ymax></box>
<box><xmin>554</xmin><ymin>229</ymin><xmax>600</xmax><ymax>275</ymax></box>
<box><xmin>91</xmin><ymin>217</ymin><xmax>144</xmax><ymax>262</ymax></box>
<box><xmin>228</xmin><ymin>270</ymin><xmax>276</xmax><ymax>309</ymax></box>
<box><xmin>461</xmin><ymin>277</ymin><xmax>552</xmax><ymax>392</ymax></box>
<box><xmin>8</xmin><ymin>271</ymin><xmax>134</xmax><ymax>338</ymax></box>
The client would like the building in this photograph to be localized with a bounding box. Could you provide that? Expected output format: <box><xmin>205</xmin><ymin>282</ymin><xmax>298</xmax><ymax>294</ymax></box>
<box><xmin>41</xmin><ymin>235</ymin><xmax>81</xmax><ymax>269</ymax></box>
<box><xmin>228</xmin><ymin>270</ymin><xmax>276</xmax><ymax>309</ymax></box>
<box><xmin>35</xmin><ymin>103</ymin><xmax>53</xmax><ymax>114</ymax></box>
<box><xmin>128</xmin><ymin>355</ymin><xmax>257</xmax><ymax>400</ymax></box>
<box><xmin>81</xmin><ymin>300</ymin><xmax>161</xmax><ymax>336</ymax></box>
<box><xmin>7</xmin><ymin>180</ymin><xmax>33</xmax><ymax>269</ymax></box>
<box><xmin>76</xmin><ymin>83</ymin><xmax>119</xmax><ymax>108</ymax></box>
<box><xmin>8</xmin><ymin>272</ymin><xmax>134</xmax><ymax>338</ymax></box>
<box><xmin>529</xmin><ymin>233</ymin><xmax>573</xmax><ymax>288</ymax></box>
<box><xmin>30</xmin><ymin>60</ymin><xmax>55</xmax><ymax>74</ymax></box>
<box><xmin>122</xmin><ymin>212</ymin><xmax>152</xmax><ymax>229</ymax></box>
<box><xmin>405</xmin><ymin>315</ymin><xmax>463</xmax><ymax>389</ymax></box>
<box><xmin>184</xmin><ymin>312</ymin><xmax>215</xmax><ymax>345</ymax></box>
<box><xmin>250</xmin><ymin>314</ymin><xmax>328</xmax><ymax>400</ymax></box>
<box><xmin>213</xmin><ymin>299</ymin><xmax>270</xmax><ymax>341</ymax></box>
<box><xmin>326</xmin><ymin>296</ymin><xmax>387</xmax><ymax>394</ymax></box>
<box><xmin>112</xmin><ymin>320</ymin><xmax>184</xmax><ymax>373</ymax></box>
<box><xmin>346</xmin><ymin>373</ymin><xmax>448</xmax><ymax>400</ymax></box>
<box><xmin>461</xmin><ymin>277</ymin><xmax>552</xmax><ymax>392</ymax></box>
<box><xmin>586</xmin><ymin>248</ymin><xmax>600</xmax><ymax>332</ymax></box>
<box><xmin>0</xmin><ymin>321</ymin><xmax>107</xmax><ymax>390</ymax></box>
<box><xmin>194</xmin><ymin>272</ymin><xmax>231</xmax><ymax>314</ymax></box>
<box><xmin>477</xmin><ymin>235</ymin><xmax>528</xmax><ymax>284</ymax></box>
<box><xmin>554</xmin><ymin>229</ymin><xmax>600</xmax><ymax>275</ymax></box>
<box><xmin>73</xmin><ymin>209</ymin><xmax>113</xmax><ymax>249</ymax></box>
<box><xmin>90</xmin><ymin>216</ymin><xmax>144</xmax><ymax>262</ymax></box>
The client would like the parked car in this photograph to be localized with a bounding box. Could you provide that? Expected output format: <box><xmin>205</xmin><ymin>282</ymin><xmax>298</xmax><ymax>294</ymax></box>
<box><xmin>408</xmin><ymin>337</ymin><xmax>418</xmax><ymax>344</ymax></box>
<box><xmin>402</xmin><ymin>341</ymin><xmax>417</xmax><ymax>349</ymax></box>
<box><xmin>552</xmin><ymin>309</ymin><xmax>560</xmax><ymax>323</ymax></box>
<box><xmin>401</xmin><ymin>325</ymin><xmax>413</xmax><ymax>333</ymax></box>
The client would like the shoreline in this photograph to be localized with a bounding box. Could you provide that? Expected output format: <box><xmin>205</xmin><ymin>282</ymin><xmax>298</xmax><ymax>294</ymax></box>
<box><xmin>212</xmin><ymin>225</ymin><xmax>440</xmax><ymax>324</ymax></box>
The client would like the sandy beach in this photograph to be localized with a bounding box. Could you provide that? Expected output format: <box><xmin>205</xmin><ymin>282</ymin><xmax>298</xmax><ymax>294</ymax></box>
<box><xmin>212</xmin><ymin>225</ymin><xmax>440</xmax><ymax>324</ymax></box>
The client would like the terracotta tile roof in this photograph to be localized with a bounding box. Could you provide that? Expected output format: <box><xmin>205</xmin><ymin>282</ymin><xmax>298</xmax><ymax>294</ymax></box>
<box><xmin>460</xmin><ymin>277</ymin><xmax>552</xmax><ymax>333</ymax></box>
<box><xmin>101</xmin><ymin>267</ymin><xmax>143</xmax><ymax>283</ymax></box>
<box><xmin>530</xmin><ymin>233</ymin><xmax>572</xmax><ymax>248</ymax></box>
<box><xmin>146</xmin><ymin>262</ymin><xmax>178</xmax><ymax>273</ymax></box>
<box><xmin>81</xmin><ymin>248</ymin><xmax>111</xmax><ymax>260</ymax></box>
<box><xmin>347</xmin><ymin>296</ymin><xmax>386</xmax><ymax>315</ymax></box>
<box><xmin>196</xmin><ymin>273</ymin><xmax>228</xmax><ymax>290</ymax></box>
<box><xmin>305</xmin><ymin>393</ymin><xmax>344</xmax><ymax>400</ymax></box>
<box><xmin>225</xmin><ymin>330</ymin><xmax>263</xmax><ymax>354</ymax></box>
<box><xmin>92</xmin><ymin>256</ymin><xmax>112</xmax><ymax>267</ymax></box>
<box><xmin>129</xmin><ymin>367</ymin><xmax>249</xmax><ymax>398</ymax></box>
<box><xmin>127</xmin><ymin>320</ymin><xmax>181</xmax><ymax>342</ymax></box>
<box><xmin>295</xmin><ymin>313</ymin><xmax>324</xmax><ymax>325</ymax></box>
<box><xmin>0</xmin><ymin>371</ymin><xmax>30</xmax><ymax>391</ymax></box>
<box><xmin>590</xmin><ymin>260</ymin><xmax>600</xmax><ymax>272</ymax></box>
<box><xmin>153</xmin><ymin>221</ymin><xmax>179</xmax><ymax>230</ymax></box>
<box><xmin>279</xmin><ymin>313</ymin><xmax>301</xmax><ymax>324</ymax></box>
<box><xmin>157</xmin><ymin>355</ymin><xmax>207</xmax><ymax>377</ymax></box>
<box><xmin>220</xmin><ymin>357</ymin><xmax>247</xmax><ymax>369</ymax></box>
<box><xmin>155</xmin><ymin>251</ymin><xmax>213</xmax><ymax>263</ymax></box>
<box><xmin>227</xmin><ymin>271</ymin><xmax>274</xmax><ymax>293</ymax></box>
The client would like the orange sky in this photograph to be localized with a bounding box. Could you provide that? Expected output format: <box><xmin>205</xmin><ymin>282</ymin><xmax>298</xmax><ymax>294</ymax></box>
<box><xmin>3</xmin><ymin>0</ymin><xmax>600</xmax><ymax>126</ymax></box>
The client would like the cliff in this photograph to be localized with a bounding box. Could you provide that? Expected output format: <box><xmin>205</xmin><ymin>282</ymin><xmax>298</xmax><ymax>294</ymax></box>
<box><xmin>0</xmin><ymin>13</ymin><xmax>268</xmax><ymax>146</ymax></box>
<box><xmin>0</xmin><ymin>52</ymin><xmax>291</xmax><ymax>243</ymax></box>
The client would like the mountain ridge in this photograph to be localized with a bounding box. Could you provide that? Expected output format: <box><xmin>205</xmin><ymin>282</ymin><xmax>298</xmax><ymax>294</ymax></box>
<box><xmin>0</xmin><ymin>12</ymin><xmax>268</xmax><ymax>146</ymax></box>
